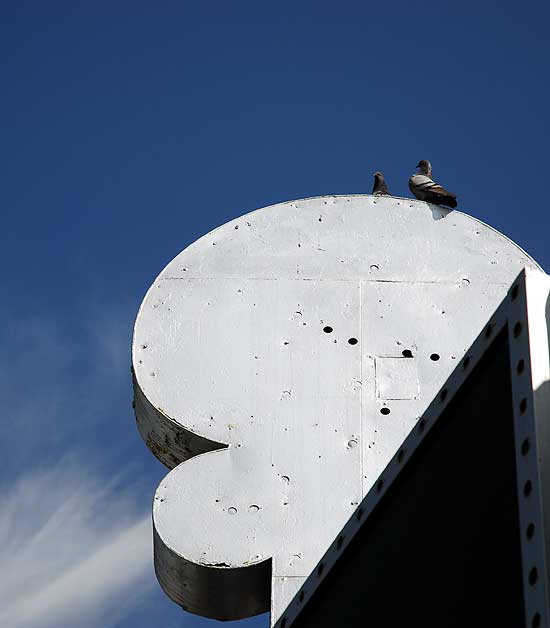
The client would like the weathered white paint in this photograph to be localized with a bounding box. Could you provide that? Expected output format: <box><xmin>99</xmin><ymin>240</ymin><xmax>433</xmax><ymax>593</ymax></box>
<box><xmin>523</xmin><ymin>270</ymin><xmax>550</xmax><ymax>390</ymax></box>
<box><xmin>276</xmin><ymin>268</ymin><xmax>550</xmax><ymax>628</ymax></box>
<box><xmin>132</xmin><ymin>195</ymin><xmax>541</xmax><ymax>624</ymax></box>
<box><xmin>511</xmin><ymin>269</ymin><xmax>550</xmax><ymax>625</ymax></box>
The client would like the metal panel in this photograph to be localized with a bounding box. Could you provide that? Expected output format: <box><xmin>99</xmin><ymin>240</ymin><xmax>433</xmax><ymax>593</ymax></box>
<box><xmin>132</xmin><ymin>195</ymin><xmax>543</xmax><ymax>624</ymax></box>
<box><xmin>509</xmin><ymin>270</ymin><xmax>550</xmax><ymax>626</ymax></box>
<box><xmin>287</xmin><ymin>324</ymin><xmax>525</xmax><ymax>628</ymax></box>
<box><xmin>360</xmin><ymin>280</ymin><xmax>513</xmax><ymax>496</ymax></box>
<box><xmin>280</xmin><ymin>269</ymin><xmax>550</xmax><ymax>628</ymax></box>
<box><xmin>375</xmin><ymin>357</ymin><xmax>419</xmax><ymax>400</ymax></box>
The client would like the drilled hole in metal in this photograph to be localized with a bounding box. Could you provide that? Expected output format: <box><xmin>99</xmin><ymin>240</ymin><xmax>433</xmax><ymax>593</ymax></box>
<box><xmin>348</xmin><ymin>337</ymin><xmax>358</xmax><ymax>345</ymax></box>
<box><xmin>299</xmin><ymin>591</ymin><xmax>305</xmax><ymax>603</ymax></box>
<box><xmin>376</xmin><ymin>479</ymin><xmax>384</xmax><ymax>493</ymax></box>
<box><xmin>462</xmin><ymin>356</ymin><xmax>470</xmax><ymax>370</ymax></box>
<box><xmin>397</xmin><ymin>449</ymin><xmax>405</xmax><ymax>463</ymax></box>
<box><xmin>514</xmin><ymin>322</ymin><xmax>523</xmax><ymax>338</ymax></box>
<box><xmin>527</xmin><ymin>523</ymin><xmax>535</xmax><ymax>540</ymax></box>
<box><xmin>512</xmin><ymin>284</ymin><xmax>519</xmax><ymax>301</ymax></box>
<box><xmin>521</xmin><ymin>439</ymin><xmax>531</xmax><ymax>456</ymax></box>
<box><xmin>485</xmin><ymin>324</ymin><xmax>493</xmax><ymax>338</ymax></box>
<box><xmin>520</xmin><ymin>398</ymin><xmax>528</xmax><ymax>415</ymax></box>
<box><xmin>524</xmin><ymin>480</ymin><xmax>533</xmax><ymax>497</ymax></box>
<box><xmin>529</xmin><ymin>567</ymin><xmax>538</xmax><ymax>586</ymax></box>
<box><xmin>402</xmin><ymin>349</ymin><xmax>413</xmax><ymax>358</ymax></box>
<box><xmin>517</xmin><ymin>359</ymin><xmax>525</xmax><ymax>374</ymax></box>
<box><xmin>430</xmin><ymin>353</ymin><xmax>440</xmax><ymax>361</ymax></box>
<box><xmin>317</xmin><ymin>562</ymin><xmax>324</xmax><ymax>577</ymax></box>
<box><xmin>323</xmin><ymin>326</ymin><xmax>333</xmax><ymax>333</ymax></box>
<box><xmin>337</xmin><ymin>535</ymin><xmax>344</xmax><ymax>550</ymax></box>
<box><xmin>380</xmin><ymin>407</ymin><xmax>390</xmax><ymax>415</ymax></box>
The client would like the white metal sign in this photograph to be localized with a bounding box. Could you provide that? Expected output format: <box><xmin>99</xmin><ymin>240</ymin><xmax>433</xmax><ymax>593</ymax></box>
<box><xmin>132</xmin><ymin>195</ymin><xmax>540</xmax><ymax>624</ymax></box>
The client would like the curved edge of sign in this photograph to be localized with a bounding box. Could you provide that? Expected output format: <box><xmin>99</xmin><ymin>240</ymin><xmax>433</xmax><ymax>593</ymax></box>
<box><xmin>132</xmin><ymin>373</ymin><xmax>226</xmax><ymax>468</ymax></box>
<box><xmin>153</xmin><ymin>525</ymin><xmax>271</xmax><ymax>620</ymax></box>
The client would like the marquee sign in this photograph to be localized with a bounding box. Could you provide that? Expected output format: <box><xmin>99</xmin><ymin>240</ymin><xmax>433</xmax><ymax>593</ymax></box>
<box><xmin>132</xmin><ymin>195</ymin><xmax>541</xmax><ymax>624</ymax></box>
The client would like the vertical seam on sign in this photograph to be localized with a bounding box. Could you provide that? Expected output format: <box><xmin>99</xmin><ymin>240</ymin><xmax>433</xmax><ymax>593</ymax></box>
<box><xmin>359</xmin><ymin>280</ymin><xmax>363</xmax><ymax>496</ymax></box>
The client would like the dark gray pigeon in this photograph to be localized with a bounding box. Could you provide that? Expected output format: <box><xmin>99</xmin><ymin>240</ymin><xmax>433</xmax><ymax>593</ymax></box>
<box><xmin>409</xmin><ymin>160</ymin><xmax>457</xmax><ymax>208</ymax></box>
<box><xmin>372</xmin><ymin>171</ymin><xmax>389</xmax><ymax>195</ymax></box>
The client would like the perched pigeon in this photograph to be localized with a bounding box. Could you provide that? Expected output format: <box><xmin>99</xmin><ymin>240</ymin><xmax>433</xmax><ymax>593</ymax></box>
<box><xmin>372</xmin><ymin>171</ymin><xmax>389</xmax><ymax>195</ymax></box>
<box><xmin>409</xmin><ymin>160</ymin><xmax>457</xmax><ymax>208</ymax></box>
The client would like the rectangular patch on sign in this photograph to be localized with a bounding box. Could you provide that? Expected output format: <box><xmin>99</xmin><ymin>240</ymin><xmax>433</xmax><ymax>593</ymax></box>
<box><xmin>376</xmin><ymin>357</ymin><xmax>419</xmax><ymax>400</ymax></box>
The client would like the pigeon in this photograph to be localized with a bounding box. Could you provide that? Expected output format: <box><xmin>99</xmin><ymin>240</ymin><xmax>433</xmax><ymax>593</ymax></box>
<box><xmin>409</xmin><ymin>160</ymin><xmax>457</xmax><ymax>208</ymax></box>
<box><xmin>372</xmin><ymin>171</ymin><xmax>389</xmax><ymax>195</ymax></box>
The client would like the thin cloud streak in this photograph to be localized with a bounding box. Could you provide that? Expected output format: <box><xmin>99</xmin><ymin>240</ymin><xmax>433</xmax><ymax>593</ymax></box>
<box><xmin>0</xmin><ymin>459</ymin><xmax>153</xmax><ymax>628</ymax></box>
<box><xmin>0</xmin><ymin>298</ymin><xmax>141</xmax><ymax>484</ymax></box>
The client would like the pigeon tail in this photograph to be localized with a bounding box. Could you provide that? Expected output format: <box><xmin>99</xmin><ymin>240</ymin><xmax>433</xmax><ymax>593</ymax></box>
<box><xmin>425</xmin><ymin>192</ymin><xmax>457</xmax><ymax>209</ymax></box>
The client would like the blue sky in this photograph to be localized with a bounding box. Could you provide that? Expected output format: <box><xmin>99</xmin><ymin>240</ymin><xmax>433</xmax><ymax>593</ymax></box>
<box><xmin>1</xmin><ymin>2</ymin><xmax>549</xmax><ymax>626</ymax></box>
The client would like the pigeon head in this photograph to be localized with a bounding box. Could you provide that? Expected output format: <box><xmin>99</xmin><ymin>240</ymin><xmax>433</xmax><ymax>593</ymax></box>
<box><xmin>416</xmin><ymin>160</ymin><xmax>432</xmax><ymax>176</ymax></box>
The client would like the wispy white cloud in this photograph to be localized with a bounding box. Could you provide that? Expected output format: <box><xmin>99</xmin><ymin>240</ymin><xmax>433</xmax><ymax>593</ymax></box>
<box><xmin>0</xmin><ymin>299</ymin><xmax>135</xmax><ymax>470</ymax></box>
<box><xmin>0</xmin><ymin>457</ymin><xmax>153</xmax><ymax>628</ymax></box>
<box><xmin>0</xmin><ymin>293</ymin><xmax>267</xmax><ymax>628</ymax></box>
<box><xmin>0</xmin><ymin>299</ymin><xmax>160</xmax><ymax>627</ymax></box>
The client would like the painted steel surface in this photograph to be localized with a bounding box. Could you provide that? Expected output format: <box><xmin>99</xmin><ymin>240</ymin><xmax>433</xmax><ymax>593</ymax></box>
<box><xmin>132</xmin><ymin>195</ymin><xmax>541</xmax><ymax>623</ymax></box>
<box><xmin>280</xmin><ymin>268</ymin><xmax>550</xmax><ymax>628</ymax></box>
